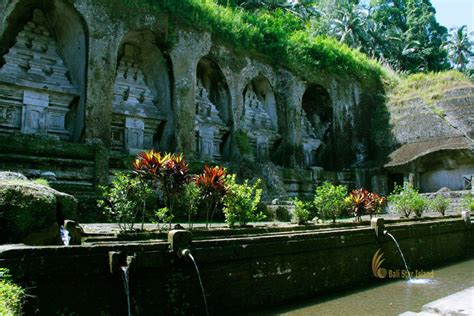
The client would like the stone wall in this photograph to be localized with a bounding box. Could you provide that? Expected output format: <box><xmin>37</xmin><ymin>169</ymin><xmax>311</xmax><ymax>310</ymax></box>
<box><xmin>0</xmin><ymin>0</ymin><xmax>384</xmax><ymax>205</ymax></box>
<box><xmin>0</xmin><ymin>217</ymin><xmax>472</xmax><ymax>314</ymax></box>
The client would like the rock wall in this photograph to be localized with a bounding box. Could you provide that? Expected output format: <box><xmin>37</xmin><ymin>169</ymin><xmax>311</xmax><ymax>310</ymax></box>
<box><xmin>0</xmin><ymin>0</ymin><xmax>383</xmax><ymax>206</ymax></box>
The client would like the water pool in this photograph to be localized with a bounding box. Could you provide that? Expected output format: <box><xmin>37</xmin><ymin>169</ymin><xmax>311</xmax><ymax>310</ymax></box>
<box><xmin>254</xmin><ymin>258</ymin><xmax>474</xmax><ymax>316</ymax></box>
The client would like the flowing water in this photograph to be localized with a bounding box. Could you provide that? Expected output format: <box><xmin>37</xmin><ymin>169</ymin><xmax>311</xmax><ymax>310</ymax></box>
<box><xmin>187</xmin><ymin>253</ymin><xmax>209</xmax><ymax>316</ymax></box>
<box><xmin>386</xmin><ymin>232</ymin><xmax>412</xmax><ymax>280</ymax></box>
<box><xmin>254</xmin><ymin>258</ymin><xmax>474</xmax><ymax>316</ymax></box>
<box><xmin>121</xmin><ymin>266</ymin><xmax>132</xmax><ymax>316</ymax></box>
<box><xmin>59</xmin><ymin>225</ymin><xmax>70</xmax><ymax>246</ymax></box>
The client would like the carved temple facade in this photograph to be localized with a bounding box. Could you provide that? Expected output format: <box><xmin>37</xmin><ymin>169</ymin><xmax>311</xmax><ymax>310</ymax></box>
<box><xmin>0</xmin><ymin>0</ymin><xmax>388</xmax><ymax>202</ymax></box>
<box><xmin>0</xmin><ymin>10</ymin><xmax>79</xmax><ymax>141</ymax></box>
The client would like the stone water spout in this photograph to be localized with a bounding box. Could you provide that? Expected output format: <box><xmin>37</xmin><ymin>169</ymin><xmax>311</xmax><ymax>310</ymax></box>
<box><xmin>371</xmin><ymin>218</ymin><xmax>413</xmax><ymax>280</ymax></box>
<box><xmin>168</xmin><ymin>230</ymin><xmax>209</xmax><ymax>316</ymax></box>
<box><xmin>108</xmin><ymin>252</ymin><xmax>135</xmax><ymax>316</ymax></box>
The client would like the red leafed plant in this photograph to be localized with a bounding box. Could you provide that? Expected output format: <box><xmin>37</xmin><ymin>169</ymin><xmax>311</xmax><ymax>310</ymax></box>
<box><xmin>348</xmin><ymin>189</ymin><xmax>369</xmax><ymax>222</ymax></box>
<box><xmin>196</xmin><ymin>165</ymin><xmax>228</xmax><ymax>229</ymax></box>
<box><xmin>133</xmin><ymin>150</ymin><xmax>191</xmax><ymax>228</ymax></box>
<box><xmin>347</xmin><ymin>189</ymin><xmax>386</xmax><ymax>222</ymax></box>
<box><xmin>365</xmin><ymin>192</ymin><xmax>387</xmax><ymax>218</ymax></box>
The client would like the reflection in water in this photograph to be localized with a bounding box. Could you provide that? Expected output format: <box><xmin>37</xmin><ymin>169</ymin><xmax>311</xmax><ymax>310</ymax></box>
<box><xmin>255</xmin><ymin>259</ymin><xmax>474</xmax><ymax>316</ymax></box>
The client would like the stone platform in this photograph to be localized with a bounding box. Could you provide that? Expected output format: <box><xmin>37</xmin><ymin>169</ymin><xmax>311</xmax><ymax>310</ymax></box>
<box><xmin>400</xmin><ymin>286</ymin><xmax>474</xmax><ymax>316</ymax></box>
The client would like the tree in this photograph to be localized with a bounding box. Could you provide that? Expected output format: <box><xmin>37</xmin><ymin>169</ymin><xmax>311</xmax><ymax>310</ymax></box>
<box><xmin>445</xmin><ymin>25</ymin><xmax>474</xmax><ymax>71</ymax></box>
<box><xmin>402</xmin><ymin>0</ymin><xmax>449</xmax><ymax>72</ymax></box>
<box><xmin>330</xmin><ymin>2</ymin><xmax>370</xmax><ymax>49</ymax></box>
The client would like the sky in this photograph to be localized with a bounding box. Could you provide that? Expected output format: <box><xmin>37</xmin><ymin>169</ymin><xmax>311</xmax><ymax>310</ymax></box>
<box><xmin>431</xmin><ymin>0</ymin><xmax>474</xmax><ymax>32</ymax></box>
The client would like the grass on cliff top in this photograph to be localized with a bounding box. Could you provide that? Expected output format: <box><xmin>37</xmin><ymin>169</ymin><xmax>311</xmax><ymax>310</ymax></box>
<box><xmin>122</xmin><ymin>0</ymin><xmax>388</xmax><ymax>83</ymax></box>
<box><xmin>389</xmin><ymin>70</ymin><xmax>473</xmax><ymax>105</ymax></box>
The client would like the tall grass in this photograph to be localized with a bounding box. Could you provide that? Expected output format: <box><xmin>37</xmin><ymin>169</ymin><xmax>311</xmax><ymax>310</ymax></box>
<box><xmin>122</xmin><ymin>0</ymin><xmax>386</xmax><ymax>82</ymax></box>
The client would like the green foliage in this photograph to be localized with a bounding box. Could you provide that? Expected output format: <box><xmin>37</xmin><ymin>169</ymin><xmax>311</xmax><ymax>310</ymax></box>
<box><xmin>310</xmin><ymin>0</ymin><xmax>449</xmax><ymax>73</ymax></box>
<box><xmin>256</xmin><ymin>201</ymin><xmax>273</xmax><ymax>222</ymax></box>
<box><xmin>445</xmin><ymin>25</ymin><xmax>474</xmax><ymax>72</ymax></box>
<box><xmin>122</xmin><ymin>0</ymin><xmax>385</xmax><ymax>82</ymax></box>
<box><xmin>181</xmin><ymin>182</ymin><xmax>201</xmax><ymax>229</ymax></box>
<box><xmin>292</xmin><ymin>198</ymin><xmax>311</xmax><ymax>224</ymax></box>
<box><xmin>0</xmin><ymin>269</ymin><xmax>24</xmax><ymax>316</ymax></box>
<box><xmin>155</xmin><ymin>207</ymin><xmax>175</xmax><ymax>231</ymax></box>
<box><xmin>275</xmin><ymin>206</ymin><xmax>291</xmax><ymax>222</ymax></box>
<box><xmin>462</xmin><ymin>193</ymin><xmax>474</xmax><ymax>212</ymax></box>
<box><xmin>402</xmin><ymin>0</ymin><xmax>449</xmax><ymax>72</ymax></box>
<box><xmin>222</xmin><ymin>175</ymin><xmax>264</xmax><ymax>227</ymax></box>
<box><xmin>428</xmin><ymin>195</ymin><xmax>450</xmax><ymax>216</ymax></box>
<box><xmin>389</xmin><ymin>183</ymin><xmax>427</xmax><ymax>218</ymax></box>
<box><xmin>98</xmin><ymin>173</ymin><xmax>152</xmax><ymax>232</ymax></box>
<box><xmin>313</xmin><ymin>182</ymin><xmax>348</xmax><ymax>223</ymax></box>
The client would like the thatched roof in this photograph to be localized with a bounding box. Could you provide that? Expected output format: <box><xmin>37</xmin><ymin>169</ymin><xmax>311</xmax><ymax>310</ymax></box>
<box><xmin>385</xmin><ymin>136</ymin><xmax>472</xmax><ymax>168</ymax></box>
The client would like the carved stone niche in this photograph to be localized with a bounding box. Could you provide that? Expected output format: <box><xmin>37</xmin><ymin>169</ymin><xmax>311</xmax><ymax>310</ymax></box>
<box><xmin>301</xmin><ymin>110</ymin><xmax>321</xmax><ymax>167</ymax></box>
<box><xmin>195</xmin><ymin>78</ymin><xmax>229</xmax><ymax>161</ymax></box>
<box><xmin>0</xmin><ymin>10</ymin><xmax>79</xmax><ymax>140</ymax></box>
<box><xmin>242</xmin><ymin>83</ymin><xmax>279</xmax><ymax>161</ymax></box>
<box><xmin>112</xmin><ymin>44</ymin><xmax>165</xmax><ymax>154</ymax></box>
<box><xmin>301</xmin><ymin>84</ymin><xmax>332</xmax><ymax>167</ymax></box>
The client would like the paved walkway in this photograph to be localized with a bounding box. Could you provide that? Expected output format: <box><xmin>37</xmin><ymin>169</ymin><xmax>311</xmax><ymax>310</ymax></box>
<box><xmin>400</xmin><ymin>286</ymin><xmax>474</xmax><ymax>316</ymax></box>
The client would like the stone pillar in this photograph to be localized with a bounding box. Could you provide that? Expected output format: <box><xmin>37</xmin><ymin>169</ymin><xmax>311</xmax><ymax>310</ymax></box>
<box><xmin>275</xmin><ymin>70</ymin><xmax>306</xmax><ymax>167</ymax></box>
<box><xmin>170</xmin><ymin>30</ymin><xmax>211</xmax><ymax>156</ymax></box>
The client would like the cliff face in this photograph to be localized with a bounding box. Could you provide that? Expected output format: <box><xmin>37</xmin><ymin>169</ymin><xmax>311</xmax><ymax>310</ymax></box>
<box><xmin>385</xmin><ymin>72</ymin><xmax>474</xmax><ymax>191</ymax></box>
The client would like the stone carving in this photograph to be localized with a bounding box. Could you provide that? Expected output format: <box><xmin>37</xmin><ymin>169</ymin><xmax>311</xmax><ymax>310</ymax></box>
<box><xmin>301</xmin><ymin>110</ymin><xmax>321</xmax><ymax>166</ymax></box>
<box><xmin>112</xmin><ymin>44</ymin><xmax>165</xmax><ymax>154</ymax></box>
<box><xmin>242</xmin><ymin>84</ymin><xmax>278</xmax><ymax>160</ymax></box>
<box><xmin>0</xmin><ymin>10</ymin><xmax>79</xmax><ymax>140</ymax></box>
<box><xmin>195</xmin><ymin>78</ymin><xmax>228</xmax><ymax>161</ymax></box>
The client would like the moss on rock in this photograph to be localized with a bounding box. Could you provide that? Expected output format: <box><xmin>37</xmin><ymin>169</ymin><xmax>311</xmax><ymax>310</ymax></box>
<box><xmin>0</xmin><ymin>179</ymin><xmax>77</xmax><ymax>245</ymax></box>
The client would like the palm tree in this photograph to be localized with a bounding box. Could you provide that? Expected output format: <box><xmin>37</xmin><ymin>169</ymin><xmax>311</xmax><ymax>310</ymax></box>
<box><xmin>445</xmin><ymin>25</ymin><xmax>473</xmax><ymax>71</ymax></box>
<box><xmin>330</xmin><ymin>3</ymin><xmax>369</xmax><ymax>49</ymax></box>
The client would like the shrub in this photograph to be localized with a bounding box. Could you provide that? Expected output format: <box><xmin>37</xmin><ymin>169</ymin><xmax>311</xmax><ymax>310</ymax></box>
<box><xmin>462</xmin><ymin>193</ymin><xmax>474</xmax><ymax>211</ymax></box>
<box><xmin>196</xmin><ymin>165</ymin><xmax>228</xmax><ymax>229</ymax></box>
<box><xmin>181</xmin><ymin>182</ymin><xmax>201</xmax><ymax>229</ymax></box>
<box><xmin>134</xmin><ymin>151</ymin><xmax>192</xmax><ymax>228</ymax></box>
<box><xmin>275</xmin><ymin>206</ymin><xmax>291</xmax><ymax>222</ymax></box>
<box><xmin>0</xmin><ymin>269</ymin><xmax>24</xmax><ymax>315</ymax></box>
<box><xmin>222</xmin><ymin>175</ymin><xmax>264</xmax><ymax>227</ymax></box>
<box><xmin>346</xmin><ymin>189</ymin><xmax>387</xmax><ymax>222</ymax></box>
<box><xmin>313</xmin><ymin>182</ymin><xmax>348</xmax><ymax>223</ymax></box>
<box><xmin>98</xmin><ymin>173</ymin><xmax>152</xmax><ymax>232</ymax></box>
<box><xmin>256</xmin><ymin>202</ymin><xmax>273</xmax><ymax>222</ymax></box>
<box><xmin>292</xmin><ymin>198</ymin><xmax>310</xmax><ymax>224</ymax></box>
<box><xmin>428</xmin><ymin>195</ymin><xmax>450</xmax><ymax>216</ymax></box>
<box><xmin>389</xmin><ymin>183</ymin><xmax>427</xmax><ymax>218</ymax></box>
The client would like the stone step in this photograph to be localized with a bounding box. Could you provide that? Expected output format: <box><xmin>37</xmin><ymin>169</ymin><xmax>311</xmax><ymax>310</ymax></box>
<box><xmin>0</xmin><ymin>153</ymin><xmax>94</xmax><ymax>166</ymax></box>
